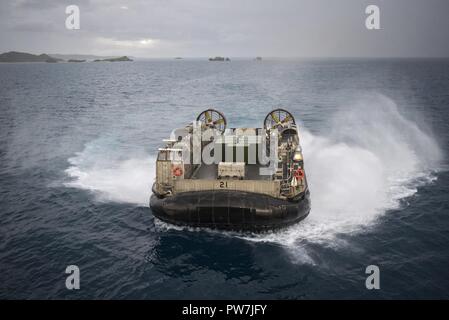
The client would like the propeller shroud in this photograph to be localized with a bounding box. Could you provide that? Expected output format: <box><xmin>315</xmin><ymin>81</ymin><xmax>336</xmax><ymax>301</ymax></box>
<box><xmin>196</xmin><ymin>108</ymin><xmax>227</xmax><ymax>134</ymax></box>
<box><xmin>264</xmin><ymin>108</ymin><xmax>296</xmax><ymax>130</ymax></box>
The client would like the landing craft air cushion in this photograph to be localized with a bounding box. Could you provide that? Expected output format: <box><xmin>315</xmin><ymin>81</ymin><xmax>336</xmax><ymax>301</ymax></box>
<box><xmin>150</xmin><ymin>108</ymin><xmax>311</xmax><ymax>231</ymax></box>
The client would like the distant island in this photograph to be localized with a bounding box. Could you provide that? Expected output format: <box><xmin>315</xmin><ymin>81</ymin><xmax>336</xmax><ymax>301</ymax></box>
<box><xmin>174</xmin><ymin>57</ymin><xmax>183</xmax><ymax>60</ymax></box>
<box><xmin>0</xmin><ymin>51</ymin><xmax>62</xmax><ymax>63</ymax></box>
<box><xmin>209</xmin><ymin>56</ymin><xmax>230</xmax><ymax>61</ymax></box>
<box><xmin>49</xmin><ymin>53</ymin><xmax>117</xmax><ymax>61</ymax></box>
<box><xmin>255</xmin><ymin>56</ymin><xmax>262</xmax><ymax>61</ymax></box>
<box><xmin>94</xmin><ymin>56</ymin><xmax>133</xmax><ymax>62</ymax></box>
<box><xmin>0</xmin><ymin>51</ymin><xmax>133</xmax><ymax>63</ymax></box>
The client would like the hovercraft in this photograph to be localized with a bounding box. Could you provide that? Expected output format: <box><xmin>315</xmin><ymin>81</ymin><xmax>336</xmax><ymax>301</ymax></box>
<box><xmin>150</xmin><ymin>108</ymin><xmax>310</xmax><ymax>232</ymax></box>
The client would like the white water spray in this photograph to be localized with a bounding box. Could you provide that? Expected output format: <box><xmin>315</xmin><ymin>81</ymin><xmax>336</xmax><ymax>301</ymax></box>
<box><xmin>65</xmin><ymin>141</ymin><xmax>156</xmax><ymax>206</ymax></box>
<box><xmin>65</xmin><ymin>94</ymin><xmax>442</xmax><ymax>262</ymax></box>
<box><xmin>242</xmin><ymin>94</ymin><xmax>442</xmax><ymax>262</ymax></box>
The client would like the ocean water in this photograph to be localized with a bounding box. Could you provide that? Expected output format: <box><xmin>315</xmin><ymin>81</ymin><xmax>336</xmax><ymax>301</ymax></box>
<box><xmin>1</xmin><ymin>58</ymin><xmax>448</xmax><ymax>299</ymax></box>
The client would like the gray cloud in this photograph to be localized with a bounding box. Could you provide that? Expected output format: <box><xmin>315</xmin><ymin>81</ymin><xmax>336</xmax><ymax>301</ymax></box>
<box><xmin>0</xmin><ymin>0</ymin><xmax>448</xmax><ymax>57</ymax></box>
<box><xmin>15</xmin><ymin>0</ymin><xmax>91</xmax><ymax>10</ymax></box>
<box><xmin>12</xmin><ymin>21</ymin><xmax>59</xmax><ymax>32</ymax></box>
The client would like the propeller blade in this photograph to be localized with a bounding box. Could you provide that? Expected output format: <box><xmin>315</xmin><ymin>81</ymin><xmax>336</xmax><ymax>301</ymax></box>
<box><xmin>205</xmin><ymin>111</ymin><xmax>212</xmax><ymax>122</ymax></box>
<box><xmin>281</xmin><ymin>115</ymin><xmax>291</xmax><ymax>123</ymax></box>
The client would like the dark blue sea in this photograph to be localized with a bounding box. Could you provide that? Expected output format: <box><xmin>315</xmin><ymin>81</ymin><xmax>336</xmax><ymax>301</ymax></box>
<box><xmin>1</xmin><ymin>58</ymin><xmax>448</xmax><ymax>299</ymax></box>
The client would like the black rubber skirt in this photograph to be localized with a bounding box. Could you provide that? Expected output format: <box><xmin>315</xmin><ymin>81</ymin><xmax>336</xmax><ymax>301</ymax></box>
<box><xmin>150</xmin><ymin>189</ymin><xmax>310</xmax><ymax>232</ymax></box>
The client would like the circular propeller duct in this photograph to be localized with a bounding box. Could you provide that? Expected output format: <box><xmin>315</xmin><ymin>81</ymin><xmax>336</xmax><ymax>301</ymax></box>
<box><xmin>264</xmin><ymin>108</ymin><xmax>296</xmax><ymax>130</ymax></box>
<box><xmin>196</xmin><ymin>109</ymin><xmax>227</xmax><ymax>134</ymax></box>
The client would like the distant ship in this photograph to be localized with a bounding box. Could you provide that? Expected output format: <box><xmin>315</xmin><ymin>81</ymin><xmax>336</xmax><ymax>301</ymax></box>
<box><xmin>255</xmin><ymin>57</ymin><xmax>262</xmax><ymax>61</ymax></box>
<box><xmin>209</xmin><ymin>57</ymin><xmax>231</xmax><ymax>61</ymax></box>
<box><xmin>150</xmin><ymin>108</ymin><xmax>311</xmax><ymax>231</ymax></box>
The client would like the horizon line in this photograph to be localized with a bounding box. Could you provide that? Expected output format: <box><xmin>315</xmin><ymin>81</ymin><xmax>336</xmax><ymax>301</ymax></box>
<box><xmin>2</xmin><ymin>50</ymin><xmax>449</xmax><ymax>60</ymax></box>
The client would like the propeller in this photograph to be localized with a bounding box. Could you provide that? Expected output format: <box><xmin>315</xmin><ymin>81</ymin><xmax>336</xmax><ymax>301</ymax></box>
<box><xmin>264</xmin><ymin>108</ymin><xmax>296</xmax><ymax>130</ymax></box>
<box><xmin>196</xmin><ymin>108</ymin><xmax>227</xmax><ymax>134</ymax></box>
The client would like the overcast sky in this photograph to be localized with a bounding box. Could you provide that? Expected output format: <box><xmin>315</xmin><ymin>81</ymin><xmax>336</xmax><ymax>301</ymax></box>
<box><xmin>0</xmin><ymin>0</ymin><xmax>448</xmax><ymax>58</ymax></box>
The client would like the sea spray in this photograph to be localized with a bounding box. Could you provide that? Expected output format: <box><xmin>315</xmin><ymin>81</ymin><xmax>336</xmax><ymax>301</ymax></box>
<box><xmin>243</xmin><ymin>94</ymin><xmax>442</xmax><ymax>256</ymax></box>
<box><xmin>65</xmin><ymin>140</ymin><xmax>156</xmax><ymax>206</ymax></box>
<box><xmin>64</xmin><ymin>94</ymin><xmax>442</xmax><ymax>259</ymax></box>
